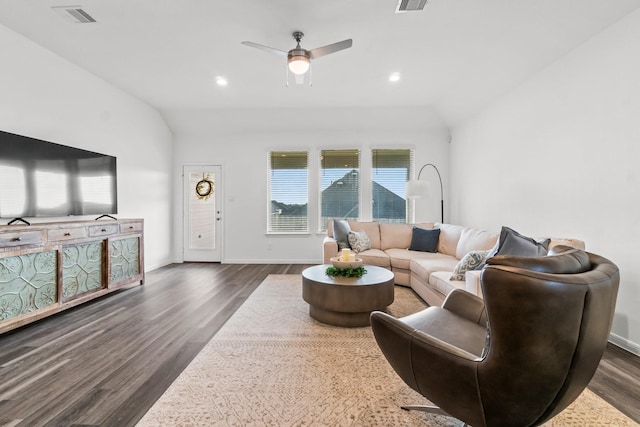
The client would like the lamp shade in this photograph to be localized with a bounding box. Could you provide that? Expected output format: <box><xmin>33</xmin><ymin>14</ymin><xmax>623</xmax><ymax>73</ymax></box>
<box><xmin>288</xmin><ymin>50</ymin><xmax>310</xmax><ymax>75</ymax></box>
<box><xmin>406</xmin><ymin>180</ymin><xmax>429</xmax><ymax>199</ymax></box>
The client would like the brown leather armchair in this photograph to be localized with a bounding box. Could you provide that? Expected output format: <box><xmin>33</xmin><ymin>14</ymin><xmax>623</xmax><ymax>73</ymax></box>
<box><xmin>370</xmin><ymin>246</ymin><xmax>619</xmax><ymax>427</ymax></box>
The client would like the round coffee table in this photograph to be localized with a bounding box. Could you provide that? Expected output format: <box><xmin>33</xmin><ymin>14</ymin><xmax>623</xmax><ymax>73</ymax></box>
<box><xmin>302</xmin><ymin>264</ymin><xmax>394</xmax><ymax>327</ymax></box>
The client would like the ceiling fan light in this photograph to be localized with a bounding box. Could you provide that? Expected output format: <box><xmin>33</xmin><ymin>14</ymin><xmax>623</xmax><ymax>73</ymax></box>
<box><xmin>288</xmin><ymin>51</ymin><xmax>310</xmax><ymax>75</ymax></box>
<box><xmin>288</xmin><ymin>56</ymin><xmax>310</xmax><ymax>75</ymax></box>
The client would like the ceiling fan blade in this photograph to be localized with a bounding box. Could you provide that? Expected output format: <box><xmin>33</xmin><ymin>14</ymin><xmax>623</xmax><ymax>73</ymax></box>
<box><xmin>241</xmin><ymin>41</ymin><xmax>287</xmax><ymax>57</ymax></box>
<box><xmin>308</xmin><ymin>39</ymin><xmax>352</xmax><ymax>59</ymax></box>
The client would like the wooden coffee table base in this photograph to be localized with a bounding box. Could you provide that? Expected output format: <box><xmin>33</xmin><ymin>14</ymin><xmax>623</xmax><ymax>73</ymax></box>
<box><xmin>302</xmin><ymin>264</ymin><xmax>395</xmax><ymax>327</ymax></box>
<box><xmin>308</xmin><ymin>305</ymin><xmax>377</xmax><ymax>327</ymax></box>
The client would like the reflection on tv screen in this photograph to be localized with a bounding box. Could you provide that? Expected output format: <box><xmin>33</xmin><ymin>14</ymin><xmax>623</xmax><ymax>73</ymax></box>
<box><xmin>0</xmin><ymin>130</ymin><xmax>117</xmax><ymax>219</ymax></box>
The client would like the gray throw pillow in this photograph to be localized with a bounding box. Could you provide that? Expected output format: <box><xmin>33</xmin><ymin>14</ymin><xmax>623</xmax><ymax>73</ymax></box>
<box><xmin>487</xmin><ymin>246</ymin><xmax>591</xmax><ymax>274</ymax></box>
<box><xmin>348</xmin><ymin>230</ymin><xmax>371</xmax><ymax>253</ymax></box>
<box><xmin>495</xmin><ymin>226</ymin><xmax>550</xmax><ymax>257</ymax></box>
<box><xmin>409</xmin><ymin>227</ymin><xmax>440</xmax><ymax>253</ymax></box>
<box><xmin>332</xmin><ymin>220</ymin><xmax>351</xmax><ymax>250</ymax></box>
<box><xmin>450</xmin><ymin>250</ymin><xmax>490</xmax><ymax>281</ymax></box>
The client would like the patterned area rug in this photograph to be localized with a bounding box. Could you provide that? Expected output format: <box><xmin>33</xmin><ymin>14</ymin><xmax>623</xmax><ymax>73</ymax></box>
<box><xmin>137</xmin><ymin>274</ymin><xmax>637</xmax><ymax>426</ymax></box>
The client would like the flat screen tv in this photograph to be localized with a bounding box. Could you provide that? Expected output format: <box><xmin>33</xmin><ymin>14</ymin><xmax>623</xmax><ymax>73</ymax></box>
<box><xmin>0</xmin><ymin>130</ymin><xmax>117</xmax><ymax>220</ymax></box>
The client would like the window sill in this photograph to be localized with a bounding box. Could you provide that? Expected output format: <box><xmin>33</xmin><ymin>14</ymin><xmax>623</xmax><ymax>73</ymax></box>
<box><xmin>265</xmin><ymin>232</ymin><xmax>312</xmax><ymax>236</ymax></box>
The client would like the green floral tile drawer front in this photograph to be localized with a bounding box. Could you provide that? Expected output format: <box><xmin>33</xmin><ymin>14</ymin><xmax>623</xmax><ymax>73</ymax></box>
<box><xmin>0</xmin><ymin>251</ymin><xmax>57</xmax><ymax>321</ymax></box>
<box><xmin>62</xmin><ymin>242</ymin><xmax>103</xmax><ymax>299</ymax></box>
<box><xmin>110</xmin><ymin>237</ymin><xmax>140</xmax><ymax>284</ymax></box>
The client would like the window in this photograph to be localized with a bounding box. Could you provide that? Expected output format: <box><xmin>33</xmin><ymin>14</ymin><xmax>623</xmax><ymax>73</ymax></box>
<box><xmin>35</xmin><ymin>169</ymin><xmax>67</xmax><ymax>210</ymax></box>
<box><xmin>320</xmin><ymin>149</ymin><xmax>360</xmax><ymax>231</ymax></box>
<box><xmin>268</xmin><ymin>151</ymin><xmax>309</xmax><ymax>233</ymax></box>
<box><xmin>0</xmin><ymin>165</ymin><xmax>26</xmax><ymax>216</ymax></box>
<box><xmin>372</xmin><ymin>149</ymin><xmax>412</xmax><ymax>223</ymax></box>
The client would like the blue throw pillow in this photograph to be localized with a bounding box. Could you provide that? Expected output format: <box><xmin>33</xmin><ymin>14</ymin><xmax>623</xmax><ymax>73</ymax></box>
<box><xmin>409</xmin><ymin>227</ymin><xmax>440</xmax><ymax>253</ymax></box>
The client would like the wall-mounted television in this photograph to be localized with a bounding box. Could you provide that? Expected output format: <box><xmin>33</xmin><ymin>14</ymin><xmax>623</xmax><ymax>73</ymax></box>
<box><xmin>0</xmin><ymin>130</ymin><xmax>117</xmax><ymax>220</ymax></box>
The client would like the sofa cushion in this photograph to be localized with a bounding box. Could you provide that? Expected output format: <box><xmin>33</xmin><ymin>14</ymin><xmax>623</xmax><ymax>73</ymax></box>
<box><xmin>435</xmin><ymin>223</ymin><xmax>464</xmax><ymax>257</ymax></box>
<box><xmin>494</xmin><ymin>226</ymin><xmax>550</xmax><ymax>257</ymax></box>
<box><xmin>380</xmin><ymin>223</ymin><xmax>414</xmax><ymax>250</ymax></box>
<box><xmin>332</xmin><ymin>220</ymin><xmax>351</xmax><ymax>250</ymax></box>
<box><xmin>380</xmin><ymin>222</ymin><xmax>435</xmax><ymax>250</ymax></box>
<box><xmin>385</xmin><ymin>248</ymin><xmax>449</xmax><ymax>270</ymax></box>
<box><xmin>455</xmin><ymin>228</ymin><xmax>499</xmax><ymax>260</ymax></box>
<box><xmin>349</xmin><ymin>221</ymin><xmax>381</xmax><ymax>250</ymax></box>
<box><xmin>410</xmin><ymin>256</ymin><xmax>460</xmax><ymax>280</ymax></box>
<box><xmin>409</xmin><ymin>227</ymin><xmax>440</xmax><ymax>253</ymax></box>
<box><xmin>348</xmin><ymin>230</ymin><xmax>371</xmax><ymax>253</ymax></box>
<box><xmin>356</xmin><ymin>249</ymin><xmax>391</xmax><ymax>268</ymax></box>
<box><xmin>429</xmin><ymin>271</ymin><xmax>466</xmax><ymax>296</ymax></box>
<box><xmin>450</xmin><ymin>250</ymin><xmax>490</xmax><ymax>281</ymax></box>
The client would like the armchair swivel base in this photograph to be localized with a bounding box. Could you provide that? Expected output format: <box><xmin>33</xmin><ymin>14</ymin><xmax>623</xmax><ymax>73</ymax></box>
<box><xmin>401</xmin><ymin>405</ymin><xmax>468</xmax><ymax>426</ymax></box>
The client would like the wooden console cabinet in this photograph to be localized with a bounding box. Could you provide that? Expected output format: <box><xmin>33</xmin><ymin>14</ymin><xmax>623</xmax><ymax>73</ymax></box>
<box><xmin>0</xmin><ymin>218</ymin><xmax>144</xmax><ymax>334</ymax></box>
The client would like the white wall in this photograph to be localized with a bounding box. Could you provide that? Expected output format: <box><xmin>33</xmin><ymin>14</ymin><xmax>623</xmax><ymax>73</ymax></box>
<box><xmin>0</xmin><ymin>25</ymin><xmax>174</xmax><ymax>271</ymax></box>
<box><xmin>168</xmin><ymin>107</ymin><xmax>450</xmax><ymax>264</ymax></box>
<box><xmin>450</xmin><ymin>10</ymin><xmax>640</xmax><ymax>353</ymax></box>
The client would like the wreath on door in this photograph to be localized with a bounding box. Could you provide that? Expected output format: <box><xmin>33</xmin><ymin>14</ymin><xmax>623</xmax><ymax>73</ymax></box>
<box><xmin>195</xmin><ymin>173</ymin><xmax>214</xmax><ymax>200</ymax></box>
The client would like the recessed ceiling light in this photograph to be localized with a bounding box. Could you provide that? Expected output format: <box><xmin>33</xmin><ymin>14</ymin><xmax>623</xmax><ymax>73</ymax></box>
<box><xmin>216</xmin><ymin>76</ymin><xmax>228</xmax><ymax>86</ymax></box>
<box><xmin>389</xmin><ymin>72</ymin><xmax>401</xmax><ymax>83</ymax></box>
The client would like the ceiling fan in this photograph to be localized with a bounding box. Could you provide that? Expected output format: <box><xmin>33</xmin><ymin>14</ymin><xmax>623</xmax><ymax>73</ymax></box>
<box><xmin>241</xmin><ymin>31</ymin><xmax>352</xmax><ymax>84</ymax></box>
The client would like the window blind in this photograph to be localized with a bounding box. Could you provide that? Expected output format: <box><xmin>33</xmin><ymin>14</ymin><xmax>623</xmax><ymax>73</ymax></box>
<box><xmin>268</xmin><ymin>151</ymin><xmax>309</xmax><ymax>232</ymax></box>
<box><xmin>320</xmin><ymin>149</ymin><xmax>360</xmax><ymax>231</ymax></box>
<box><xmin>372</xmin><ymin>149</ymin><xmax>412</xmax><ymax>223</ymax></box>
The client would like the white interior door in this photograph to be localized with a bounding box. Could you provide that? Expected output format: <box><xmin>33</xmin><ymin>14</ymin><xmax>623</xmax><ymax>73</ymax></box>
<box><xmin>183</xmin><ymin>165</ymin><xmax>222</xmax><ymax>262</ymax></box>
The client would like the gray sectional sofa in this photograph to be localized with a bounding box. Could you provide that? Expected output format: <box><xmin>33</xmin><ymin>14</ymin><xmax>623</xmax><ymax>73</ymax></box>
<box><xmin>323</xmin><ymin>221</ymin><xmax>585</xmax><ymax>306</ymax></box>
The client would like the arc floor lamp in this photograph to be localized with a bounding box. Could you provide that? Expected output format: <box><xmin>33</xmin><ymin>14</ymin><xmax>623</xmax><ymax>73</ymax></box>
<box><xmin>406</xmin><ymin>163</ymin><xmax>444</xmax><ymax>223</ymax></box>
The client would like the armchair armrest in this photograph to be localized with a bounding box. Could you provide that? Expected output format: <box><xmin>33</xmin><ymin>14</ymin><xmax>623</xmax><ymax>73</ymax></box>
<box><xmin>370</xmin><ymin>310</ymin><xmax>483</xmax><ymax>425</ymax></box>
<box><xmin>323</xmin><ymin>236</ymin><xmax>338</xmax><ymax>264</ymax></box>
<box><xmin>372</xmin><ymin>311</ymin><xmax>481</xmax><ymax>362</ymax></box>
<box><xmin>412</xmin><ymin>326</ymin><xmax>481</xmax><ymax>361</ymax></box>
<box><xmin>442</xmin><ymin>289</ymin><xmax>487</xmax><ymax>326</ymax></box>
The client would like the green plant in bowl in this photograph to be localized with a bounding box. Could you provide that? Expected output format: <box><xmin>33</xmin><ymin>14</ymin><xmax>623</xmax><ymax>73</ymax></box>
<box><xmin>325</xmin><ymin>266</ymin><xmax>367</xmax><ymax>278</ymax></box>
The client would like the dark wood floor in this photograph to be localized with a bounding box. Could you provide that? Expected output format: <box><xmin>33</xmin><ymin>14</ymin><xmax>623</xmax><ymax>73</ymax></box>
<box><xmin>0</xmin><ymin>263</ymin><xmax>638</xmax><ymax>426</ymax></box>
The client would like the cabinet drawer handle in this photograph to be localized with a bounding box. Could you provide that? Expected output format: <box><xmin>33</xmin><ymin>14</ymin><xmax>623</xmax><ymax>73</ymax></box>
<box><xmin>64</xmin><ymin>232</ymin><xmax>71</xmax><ymax>236</ymax></box>
<box><xmin>11</xmin><ymin>237</ymin><xmax>22</xmax><ymax>242</ymax></box>
<box><xmin>129</xmin><ymin>226</ymin><xmax>134</xmax><ymax>229</ymax></box>
<box><xmin>101</xmin><ymin>229</ymin><xmax>107</xmax><ymax>232</ymax></box>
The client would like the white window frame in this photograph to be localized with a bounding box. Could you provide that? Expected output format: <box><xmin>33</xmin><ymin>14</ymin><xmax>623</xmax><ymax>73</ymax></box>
<box><xmin>267</xmin><ymin>150</ymin><xmax>310</xmax><ymax>234</ymax></box>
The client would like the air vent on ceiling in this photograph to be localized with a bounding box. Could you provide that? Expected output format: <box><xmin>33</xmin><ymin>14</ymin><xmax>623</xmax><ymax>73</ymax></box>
<box><xmin>395</xmin><ymin>0</ymin><xmax>428</xmax><ymax>13</ymax></box>
<box><xmin>52</xmin><ymin>6</ymin><xmax>96</xmax><ymax>23</ymax></box>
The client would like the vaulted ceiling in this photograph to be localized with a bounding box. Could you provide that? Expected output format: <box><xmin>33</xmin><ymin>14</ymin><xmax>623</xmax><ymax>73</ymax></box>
<box><xmin>1</xmin><ymin>0</ymin><xmax>639</xmax><ymax>126</ymax></box>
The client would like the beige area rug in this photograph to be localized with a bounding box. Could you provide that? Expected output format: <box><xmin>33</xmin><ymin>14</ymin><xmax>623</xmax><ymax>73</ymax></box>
<box><xmin>137</xmin><ymin>274</ymin><xmax>637</xmax><ymax>427</ymax></box>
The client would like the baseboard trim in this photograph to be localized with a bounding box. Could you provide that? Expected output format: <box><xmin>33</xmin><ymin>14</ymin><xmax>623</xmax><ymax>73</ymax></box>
<box><xmin>223</xmin><ymin>259</ymin><xmax>321</xmax><ymax>264</ymax></box>
<box><xmin>144</xmin><ymin>259</ymin><xmax>175</xmax><ymax>272</ymax></box>
<box><xmin>609</xmin><ymin>333</ymin><xmax>640</xmax><ymax>357</ymax></box>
